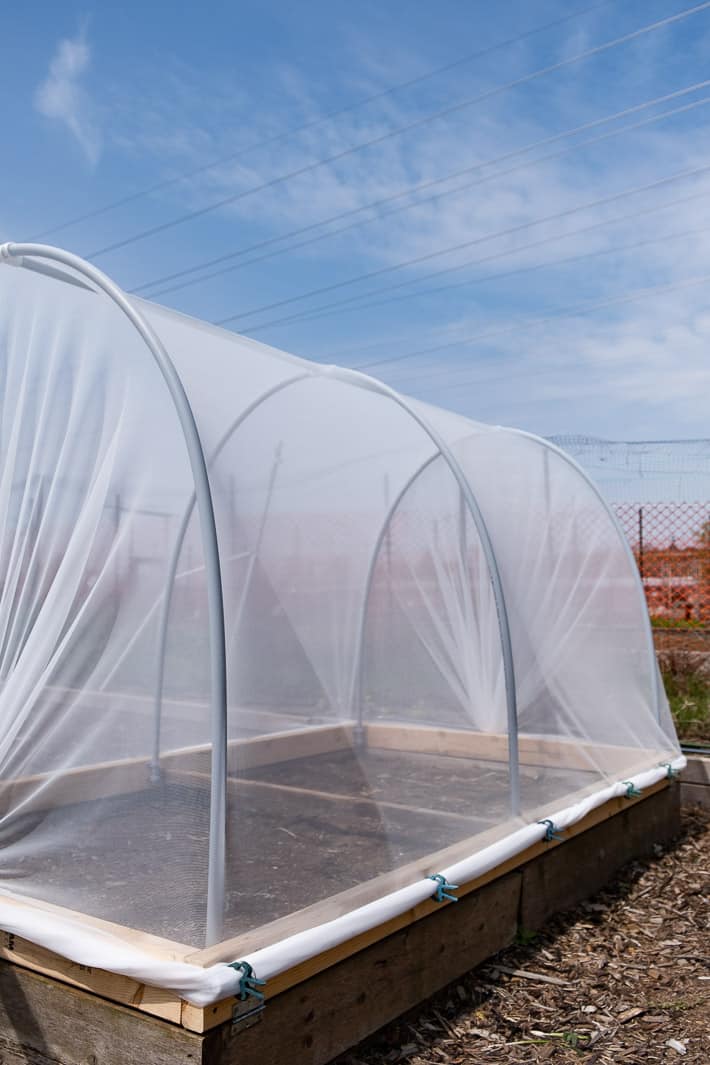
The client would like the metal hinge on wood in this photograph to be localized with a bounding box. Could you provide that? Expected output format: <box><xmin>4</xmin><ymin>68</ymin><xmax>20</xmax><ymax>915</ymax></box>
<box><xmin>232</xmin><ymin>997</ymin><xmax>265</xmax><ymax>1030</ymax></box>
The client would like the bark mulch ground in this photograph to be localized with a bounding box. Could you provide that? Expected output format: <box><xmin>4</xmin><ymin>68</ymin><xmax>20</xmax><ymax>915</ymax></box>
<box><xmin>335</xmin><ymin>804</ymin><xmax>709</xmax><ymax>1064</ymax></box>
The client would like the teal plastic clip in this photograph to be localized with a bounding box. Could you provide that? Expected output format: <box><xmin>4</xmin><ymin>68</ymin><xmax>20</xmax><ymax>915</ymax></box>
<box><xmin>537</xmin><ymin>819</ymin><xmax>564</xmax><ymax>842</ymax></box>
<box><xmin>229</xmin><ymin>960</ymin><xmax>266</xmax><ymax>1002</ymax></box>
<box><xmin>428</xmin><ymin>873</ymin><xmax>459</xmax><ymax>903</ymax></box>
<box><xmin>623</xmin><ymin>781</ymin><xmax>642</xmax><ymax>798</ymax></box>
<box><xmin>659</xmin><ymin>762</ymin><xmax>680</xmax><ymax>780</ymax></box>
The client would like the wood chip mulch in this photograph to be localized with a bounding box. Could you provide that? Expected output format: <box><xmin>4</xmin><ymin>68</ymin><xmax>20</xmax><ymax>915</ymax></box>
<box><xmin>334</xmin><ymin>804</ymin><xmax>709</xmax><ymax>1064</ymax></box>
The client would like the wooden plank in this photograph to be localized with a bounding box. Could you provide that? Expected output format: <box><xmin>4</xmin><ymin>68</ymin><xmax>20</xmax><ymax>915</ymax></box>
<box><xmin>170</xmin><ymin>768</ymin><xmax>479</xmax><ymax>824</ymax></box>
<box><xmin>227</xmin><ymin>724</ymin><xmax>353</xmax><ymax>773</ymax></box>
<box><xmin>159</xmin><ymin>724</ymin><xmax>354</xmax><ymax>775</ymax></box>
<box><xmin>366</xmin><ymin>722</ymin><xmax>666</xmax><ymax>775</ymax></box>
<box><xmin>0</xmin><ymin>930</ymin><xmax>183</xmax><ymax>1025</ymax></box>
<box><xmin>678</xmin><ymin>757</ymin><xmax>709</xmax><ymax>808</ymax></box>
<box><xmin>183</xmin><ymin>781</ymin><xmax>669</xmax><ymax>1031</ymax></box>
<box><xmin>0</xmin><ymin>962</ymin><xmax>201</xmax><ymax>1065</ymax></box>
<box><xmin>0</xmin><ymin>893</ymin><xmax>193</xmax><ymax>1026</ymax></box>
<box><xmin>0</xmin><ymin>755</ymin><xmax>151</xmax><ymax>816</ymax></box>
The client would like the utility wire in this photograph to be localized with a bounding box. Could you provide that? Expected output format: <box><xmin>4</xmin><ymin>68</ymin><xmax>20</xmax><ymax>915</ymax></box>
<box><xmin>341</xmin><ymin>217</ymin><xmax>710</xmax><ymax>381</ymax></box>
<box><xmin>222</xmin><ymin>95</ymin><xmax>710</xmax><ymax>333</ymax></box>
<box><xmin>28</xmin><ymin>0</ymin><xmax>611</xmax><ymax>243</ymax></box>
<box><xmin>217</xmin><ymin>159</ymin><xmax>710</xmax><ymax>328</ymax></box>
<box><xmin>86</xmin><ymin>1</ymin><xmax>710</xmax><ymax>260</ymax></box>
<box><xmin>354</xmin><ymin>271</ymin><xmax>710</xmax><ymax>380</ymax></box>
<box><xmin>321</xmin><ymin>182</ymin><xmax>710</xmax><ymax>360</ymax></box>
<box><xmin>135</xmin><ymin>79</ymin><xmax>710</xmax><ymax>300</ymax></box>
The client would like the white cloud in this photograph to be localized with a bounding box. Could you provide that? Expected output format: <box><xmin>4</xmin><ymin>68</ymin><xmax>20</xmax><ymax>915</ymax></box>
<box><xmin>35</xmin><ymin>27</ymin><xmax>101</xmax><ymax>165</ymax></box>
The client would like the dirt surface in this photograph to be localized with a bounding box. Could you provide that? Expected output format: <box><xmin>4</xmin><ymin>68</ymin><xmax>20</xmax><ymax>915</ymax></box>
<box><xmin>9</xmin><ymin>779</ymin><xmax>469</xmax><ymax>945</ymax></box>
<box><xmin>334</xmin><ymin>805</ymin><xmax>710</xmax><ymax>1064</ymax></box>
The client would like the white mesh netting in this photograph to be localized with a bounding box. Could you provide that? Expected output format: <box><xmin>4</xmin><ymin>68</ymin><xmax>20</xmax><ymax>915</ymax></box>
<box><xmin>0</xmin><ymin>254</ymin><xmax>682</xmax><ymax>1004</ymax></box>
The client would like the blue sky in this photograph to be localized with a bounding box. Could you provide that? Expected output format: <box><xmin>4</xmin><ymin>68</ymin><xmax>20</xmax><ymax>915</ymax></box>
<box><xmin>2</xmin><ymin>0</ymin><xmax>710</xmax><ymax>440</ymax></box>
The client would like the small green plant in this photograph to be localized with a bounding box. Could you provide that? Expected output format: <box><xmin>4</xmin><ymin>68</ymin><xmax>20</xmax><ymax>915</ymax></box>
<box><xmin>514</xmin><ymin>926</ymin><xmax>539</xmax><ymax>946</ymax></box>
<box><xmin>650</xmin><ymin>999</ymin><xmax>693</xmax><ymax>1012</ymax></box>
<box><xmin>562</xmin><ymin>1031</ymin><xmax>584</xmax><ymax>1049</ymax></box>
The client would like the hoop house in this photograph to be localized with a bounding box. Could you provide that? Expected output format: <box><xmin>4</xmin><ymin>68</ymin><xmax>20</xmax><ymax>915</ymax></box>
<box><xmin>0</xmin><ymin>244</ymin><xmax>683</xmax><ymax>1008</ymax></box>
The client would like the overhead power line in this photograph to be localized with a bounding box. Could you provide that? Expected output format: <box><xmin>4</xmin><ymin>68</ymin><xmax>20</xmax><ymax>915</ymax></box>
<box><xmin>86</xmin><ymin>1</ymin><xmax>710</xmax><ymax>260</ymax></box>
<box><xmin>320</xmin><ymin>183</ymin><xmax>710</xmax><ymax>359</ymax></box>
<box><xmin>354</xmin><ymin>271</ymin><xmax>710</xmax><ymax>381</ymax></box>
<box><xmin>28</xmin><ymin>0</ymin><xmax>612</xmax><ymax>243</ymax></box>
<box><xmin>134</xmin><ymin>79</ymin><xmax>710</xmax><ymax>300</ymax></box>
<box><xmin>216</xmin><ymin>159</ymin><xmax>710</xmax><ymax>329</ymax></box>
<box><xmin>334</xmin><ymin>217</ymin><xmax>710</xmax><ymax>380</ymax></box>
<box><xmin>221</xmin><ymin>95</ymin><xmax>710</xmax><ymax>333</ymax></box>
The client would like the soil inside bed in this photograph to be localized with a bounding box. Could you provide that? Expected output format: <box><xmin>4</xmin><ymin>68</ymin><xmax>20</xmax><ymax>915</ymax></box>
<box><xmin>2</xmin><ymin>746</ymin><xmax>596</xmax><ymax>947</ymax></box>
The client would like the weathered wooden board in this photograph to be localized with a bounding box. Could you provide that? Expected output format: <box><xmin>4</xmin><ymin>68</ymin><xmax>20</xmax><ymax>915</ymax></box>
<box><xmin>0</xmin><ymin>930</ymin><xmax>183</xmax><ymax>1025</ymax></box>
<box><xmin>520</xmin><ymin>783</ymin><xmax>681</xmax><ymax>930</ymax></box>
<box><xmin>226</xmin><ymin>724</ymin><xmax>354</xmax><ymax>773</ymax></box>
<box><xmin>0</xmin><ymin>755</ymin><xmax>151</xmax><ymax>816</ymax></box>
<box><xmin>0</xmin><ymin>963</ymin><xmax>201</xmax><ymax>1065</ymax></box>
<box><xmin>162</xmin><ymin>724</ymin><xmax>354</xmax><ymax>775</ymax></box>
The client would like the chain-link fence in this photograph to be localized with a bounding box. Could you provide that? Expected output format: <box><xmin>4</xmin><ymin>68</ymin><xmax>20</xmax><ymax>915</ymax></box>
<box><xmin>614</xmin><ymin>502</ymin><xmax>710</xmax><ymax>627</ymax></box>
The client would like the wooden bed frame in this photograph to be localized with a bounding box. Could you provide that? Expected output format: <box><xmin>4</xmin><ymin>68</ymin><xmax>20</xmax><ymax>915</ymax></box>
<box><xmin>0</xmin><ymin>721</ymin><xmax>681</xmax><ymax>1060</ymax></box>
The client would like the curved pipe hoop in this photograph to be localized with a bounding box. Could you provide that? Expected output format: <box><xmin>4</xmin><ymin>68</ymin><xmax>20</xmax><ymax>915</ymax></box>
<box><xmin>151</xmin><ymin>372</ymin><xmax>312</xmax><ymax>774</ymax></box>
<box><xmin>327</xmin><ymin>366</ymin><xmax>520</xmax><ymax>817</ymax></box>
<box><xmin>507</xmin><ymin>428</ymin><xmax>661</xmax><ymax>721</ymax></box>
<box><xmin>1</xmin><ymin>242</ymin><xmax>228</xmax><ymax>945</ymax></box>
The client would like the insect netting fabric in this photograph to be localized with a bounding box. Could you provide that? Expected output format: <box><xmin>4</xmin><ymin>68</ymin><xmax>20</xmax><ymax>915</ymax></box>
<box><xmin>0</xmin><ymin>260</ymin><xmax>680</xmax><ymax>966</ymax></box>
